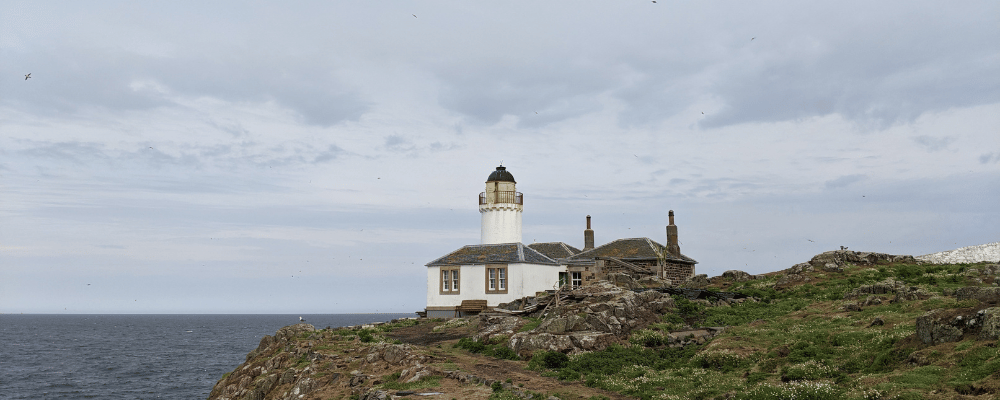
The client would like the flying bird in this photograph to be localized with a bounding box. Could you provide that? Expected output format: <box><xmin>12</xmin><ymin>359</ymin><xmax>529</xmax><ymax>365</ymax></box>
<box><xmin>807</xmin><ymin>239</ymin><xmax>814</xmax><ymax>242</ymax></box>
<box><xmin>24</xmin><ymin>73</ymin><xmax>31</xmax><ymax>80</ymax></box>
<box><xmin>412</xmin><ymin>14</ymin><xmax>417</xmax><ymax>18</ymax></box>
<box><xmin>701</xmin><ymin>112</ymin><xmax>704</xmax><ymax>114</ymax></box>
<box><xmin>751</xmin><ymin>37</ymin><xmax>755</xmax><ymax>41</ymax></box>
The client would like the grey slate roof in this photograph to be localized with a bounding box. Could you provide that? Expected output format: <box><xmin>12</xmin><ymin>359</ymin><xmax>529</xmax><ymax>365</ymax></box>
<box><xmin>426</xmin><ymin>242</ymin><xmax>559</xmax><ymax>266</ymax></box>
<box><xmin>527</xmin><ymin>242</ymin><xmax>581</xmax><ymax>259</ymax></box>
<box><xmin>567</xmin><ymin>237</ymin><xmax>697</xmax><ymax>264</ymax></box>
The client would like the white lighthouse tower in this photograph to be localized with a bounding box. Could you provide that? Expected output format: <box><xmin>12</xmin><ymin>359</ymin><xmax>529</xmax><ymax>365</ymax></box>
<box><xmin>479</xmin><ymin>165</ymin><xmax>523</xmax><ymax>244</ymax></box>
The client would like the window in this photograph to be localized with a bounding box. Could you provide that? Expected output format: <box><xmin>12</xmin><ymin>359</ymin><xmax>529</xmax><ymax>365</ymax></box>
<box><xmin>440</xmin><ymin>267</ymin><xmax>460</xmax><ymax>294</ymax></box>
<box><xmin>485</xmin><ymin>265</ymin><xmax>508</xmax><ymax>294</ymax></box>
<box><xmin>571</xmin><ymin>272</ymin><xmax>582</xmax><ymax>288</ymax></box>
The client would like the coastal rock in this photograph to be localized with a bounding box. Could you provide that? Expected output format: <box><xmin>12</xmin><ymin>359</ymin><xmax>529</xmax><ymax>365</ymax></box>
<box><xmin>365</xmin><ymin>342</ymin><xmax>425</xmax><ymax>366</ymax></box>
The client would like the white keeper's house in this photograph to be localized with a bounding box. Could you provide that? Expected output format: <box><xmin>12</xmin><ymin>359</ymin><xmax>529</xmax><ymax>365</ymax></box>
<box><xmin>423</xmin><ymin>165</ymin><xmax>697</xmax><ymax>318</ymax></box>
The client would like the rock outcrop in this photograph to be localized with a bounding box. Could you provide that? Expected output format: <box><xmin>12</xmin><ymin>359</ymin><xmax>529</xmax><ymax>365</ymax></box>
<box><xmin>808</xmin><ymin>250</ymin><xmax>917</xmax><ymax>268</ymax></box>
<box><xmin>776</xmin><ymin>250</ymin><xmax>918</xmax><ymax>289</ymax></box>
<box><xmin>842</xmin><ymin>278</ymin><xmax>933</xmax><ymax>302</ymax></box>
<box><xmin>486</xmin><ymin>281</ymin><xmax>677</xmax><ymax>357</ymax></box>
<box><xmin>208</xmin><ymin>324</ymin><xmax>433</xmax><ymax>400</ymax></box>
<box><xmin>915</xmin><ymin>307</ymin><xmax>1000</xmax><ymax>345</ymax></box>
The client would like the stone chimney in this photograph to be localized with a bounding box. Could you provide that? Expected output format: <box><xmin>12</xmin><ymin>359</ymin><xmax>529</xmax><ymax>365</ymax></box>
<box><xmin>583</xmin><ymin>215</ymin><xmax>595</xmax><ymax>250</ymax></box>
<box><xmin>666</xmin><ymin>210</ymin><xmax>680</xmax><ymax>257</ymax></box>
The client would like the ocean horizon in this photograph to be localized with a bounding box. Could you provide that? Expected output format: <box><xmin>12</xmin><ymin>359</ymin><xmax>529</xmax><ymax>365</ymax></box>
<box><xmin>0</xmin><ymin>313</ymin><xmax>416</xmax><ymax>399</ymax></box>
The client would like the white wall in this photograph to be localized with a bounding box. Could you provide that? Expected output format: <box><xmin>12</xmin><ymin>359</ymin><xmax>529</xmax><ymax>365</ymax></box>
<box><xmin>426</xmin><ymin>263</ymin><xmax>564</xmax><ymax>308</ymax></box>
<box><xmin>479</xmin><ymin>205</ymin><xmax>522</xmax><ymax>244</ymax></box>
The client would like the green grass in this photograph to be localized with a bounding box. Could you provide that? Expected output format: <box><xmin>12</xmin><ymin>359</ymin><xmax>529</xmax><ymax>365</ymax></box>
<box><xmin>518</xmin><ymin>317</ymin><xmax>542</xmax><ymax>332</ymax></box>
<box><xmin>525</xmin><ymin>260</ymin><xmax>1000</xmax><ymax>400</ymax></box>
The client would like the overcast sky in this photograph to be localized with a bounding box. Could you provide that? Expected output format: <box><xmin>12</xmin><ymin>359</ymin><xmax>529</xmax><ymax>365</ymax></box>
<box><xmin>2</xmin><ymin>1</ymin><xmax>998</xmax><ymax>314</ymax></box>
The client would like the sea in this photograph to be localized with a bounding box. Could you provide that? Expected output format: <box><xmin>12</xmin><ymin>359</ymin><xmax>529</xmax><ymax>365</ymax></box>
<box><xmin>0</xmin><ymin>313</ymin><xmax>416</xmax><ymax>400</ymax></box>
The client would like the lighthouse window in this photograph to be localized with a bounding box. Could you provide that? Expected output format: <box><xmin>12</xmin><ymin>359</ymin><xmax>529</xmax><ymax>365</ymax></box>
<box><xmin>485</xmin><ymin>265</ymin><xmax>508</xmax><ymax>294</ymax></box>
<box><xmin>440</xmin><ymin>267</ymin><xmax>460</xmax><ymax>295</ymax></box>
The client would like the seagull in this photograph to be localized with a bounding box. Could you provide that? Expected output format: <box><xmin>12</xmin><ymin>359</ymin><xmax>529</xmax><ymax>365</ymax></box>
<box><xmin>751</xmin><ymin>37</ymin><xmax>755</xmax><ymax>41</ymax></box>
<box><xmin>24</xmin><ymin>73</ymin><xmax>31</xmax><ymax>80</ymax></box>
<box><xmin>652</xmin><ymin>1</ymin><xmax>656</xmax><ymax>2</ymax></box>
<box><xmin>807</xmin><ymin>239</ymin><xmax>814</xmax><ymax>242</ymax></box>
<box><xmin>412</xmin><ymin>14</ymin><xmax>417</xmax><ymax>18</ymax></box>
<box><xmin>299</xmin><ymin>316</ymin><xmax>306</xmax><ymax>322</ymax></box>
<box><xmin>701</xmin><ymin>112</ymin><xmax>704</xmax><ymax>114</ymax></box>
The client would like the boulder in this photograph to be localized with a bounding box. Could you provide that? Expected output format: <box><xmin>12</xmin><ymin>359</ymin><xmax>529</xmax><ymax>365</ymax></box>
<box><xmin>360</xmin><ymin>390</ymin><xmax>391</xmax><ymax>400</ymax></box>
<box><xmin>638</xmin><ymin>275</ymin><xmax>671</xmax><ymax>287</ymax></box>
<box><xmin>916</xmin><ymin>309</ymin><xmax>965</xmax><ymax>345</ymax></box>
<box><xmin>274</xmin><ymin>323</ymin><xmax>317</xmax><ymax>341</ymax></box>
<box><xmin>789</xmin><ymin>263</ymin><xmax>815</xmax><ymax>274</ymax></box>
<box><xmin>775</xmin><ymin>273</ymin><xmax>809</xmax><ymax>288</ymax></box>
<box><xmin>474</xmin><ymin>315</ymin><xmax>523</xmax><ymax>342</ymax></box>
<box><xmin>364</xmin><ymin>343</ymin><xmax>425</xmax><ymax>366</ymax></box>
<box><xmin>509</xmin><ymin>332</ymin><xmax>576</xmax><ymax>356</ymax></box>
<box><xmin>721</xmin><ymin>270</ymin><xmax>753</xmax><ymax>282</ymax></box>
<box><xmin>606</xmin><ymin>273</ymin><xmax>641</xmax><ymax>289</ymax></box>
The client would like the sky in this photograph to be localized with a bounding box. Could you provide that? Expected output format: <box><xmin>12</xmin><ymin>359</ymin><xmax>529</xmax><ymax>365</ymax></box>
<box><xmin>1</xmin><ymin>1</ymin><xmax>998</xmax><ymax>314</ymax></box>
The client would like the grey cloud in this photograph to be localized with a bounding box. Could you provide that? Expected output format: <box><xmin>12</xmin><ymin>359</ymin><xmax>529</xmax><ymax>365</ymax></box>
<box><xmin>314</xmin><ymin>145</ymin><xmax>345</xmax><ymax>163</ymax></box>
<box><xmin>979</xmin><ymin>153</ymin><xmax>999</xmax><ymax>164</ymax></box>
<box><xmin>384</xmin><ymin>135</ymin><xmax>415</xmax><ymax>152</ymax></box>
<box><xmin>19</xmin><ymin>141</ymin><xmax>113</xmax><ymax>166</ymax></box>
<box><xmin>436</xmin><ymin>62</ymin><xmax>614</xmax><ymax>127</ymax></box>
<box><xmin>2</xmin><ymin>45</ymin><xmax>368</xmax><ymax>127</ymax></box>
<box><xmin>912</xmin><ymin>135</ymin><xmax>955</xmax><ymax>152</ymax></box>
<box><xmin>824</xmin><ymin>174</ymin><xmax>868</xmax><ymax>189</ymax></box>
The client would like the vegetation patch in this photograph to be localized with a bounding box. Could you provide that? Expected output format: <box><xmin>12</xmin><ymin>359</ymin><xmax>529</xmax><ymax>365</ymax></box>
<box><xmin>455</xmin><ymin>337</ymin><xmax>519</xmax><ymax>360</ymax></box>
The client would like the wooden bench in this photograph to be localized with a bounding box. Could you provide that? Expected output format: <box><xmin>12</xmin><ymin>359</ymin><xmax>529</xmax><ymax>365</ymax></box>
<box><xmin>459</xmin><ymin>300</ymin><xmax>489</xmax><ymax>314</ymax></box>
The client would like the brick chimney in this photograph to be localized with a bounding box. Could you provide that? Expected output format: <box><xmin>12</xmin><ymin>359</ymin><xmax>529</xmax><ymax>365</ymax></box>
<box><xmin>666</xmin><ymin>210</ymin><xmax>680</xmax><ymax>257</ymax></box>
<box><xmin>583</xmin><ymin>215</ymin><xmax>595</xmax><ymax>250</ymax></box>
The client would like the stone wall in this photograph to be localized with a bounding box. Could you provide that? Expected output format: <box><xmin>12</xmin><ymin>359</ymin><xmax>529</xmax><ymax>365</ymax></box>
<box><xmin>663</xmin><ymin>262</ymin><xmax>695</xmax><ymax>283</ymax></box>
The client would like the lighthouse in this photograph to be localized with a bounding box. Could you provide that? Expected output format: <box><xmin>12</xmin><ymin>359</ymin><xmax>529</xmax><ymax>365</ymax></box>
<box><xmin>479</xmin><ymin>165</ymin><xmax>523</xmax><ymax>244</ymax></box>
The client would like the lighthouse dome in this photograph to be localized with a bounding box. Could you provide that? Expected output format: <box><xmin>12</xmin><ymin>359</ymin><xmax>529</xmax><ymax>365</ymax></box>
<box><xmin>486</xmin><ymin>166</ymin><xmax>516</xmax><ymax>183</ymax></box>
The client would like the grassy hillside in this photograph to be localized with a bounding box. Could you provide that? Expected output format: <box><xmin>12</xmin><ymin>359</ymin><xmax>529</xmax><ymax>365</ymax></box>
<box><xmin>508</xmin><ymin>260</ymin><xmax>1000</xmax><ymax>400</ymax></box>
